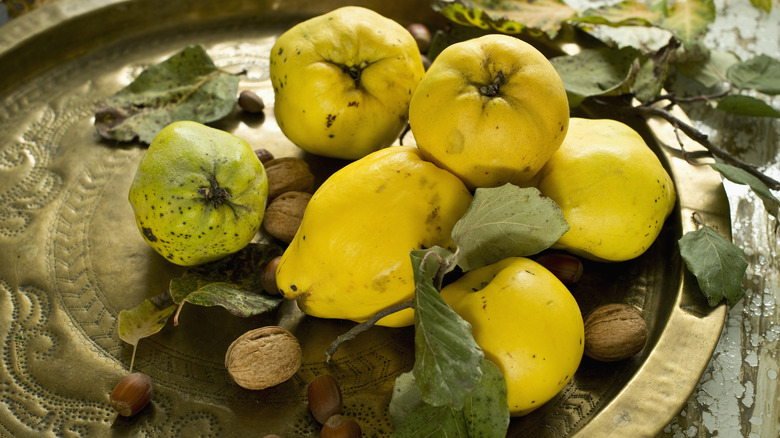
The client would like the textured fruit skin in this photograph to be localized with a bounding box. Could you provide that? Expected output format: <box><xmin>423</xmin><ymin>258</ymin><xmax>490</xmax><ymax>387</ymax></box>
<box><xmin>269</xmin><ymin>6</ymin><xmax>425</xmax><ymax>160</ymax></box>
<box><xmin>128</xmin><ymin>121</ymin><xmax>268</xmax><ymax>266</ymax></box>
<box><xmin>536</xmin><ymin>118</ymin><xmax>677</xmax><ymax>262</ymax></box>
<box><xmin>409</xmin><ymin>34</ymin><xmax>569</xmax><ymax>189</ymax></box>
<box><xmin>440</xmin><ymin>257</ymin><xmax>584</xmax><ymax>416</ymax></box>
<box><xmin>275</xmin><ymin>146</ymin><xmax>472</xmax><ymax>327</ymax></box>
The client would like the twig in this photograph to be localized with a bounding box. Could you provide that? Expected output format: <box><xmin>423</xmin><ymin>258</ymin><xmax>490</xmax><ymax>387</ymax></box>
<box><xmin>324</xmin><ymin>298</ymin><xmax>415</xmax><ymax>363</ymax></box>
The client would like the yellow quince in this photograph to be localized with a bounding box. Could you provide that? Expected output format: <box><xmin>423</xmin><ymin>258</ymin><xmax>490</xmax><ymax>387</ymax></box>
<box><xmin>275</xmin><ymin>146</ymin><xmax>472</xmax><ymax>327</ymax></box>
<box><xmin>269</xmin><ymin>6</ymin><xmax>425</xmax><ymax>160</ymax></box>
<box><xmin>409</xmin><ymin>34</ymin><xmax>569</xmax><ymax>189</ymax></box>
<box><xmin>536</xmin><ymin>117</ymin><xmax>677</xmax><ymax>262</ymax></box>
<box><xmin>440</xmin><ymin>257</ymin><xmax>584</xmax><ymax>416</ymax></box>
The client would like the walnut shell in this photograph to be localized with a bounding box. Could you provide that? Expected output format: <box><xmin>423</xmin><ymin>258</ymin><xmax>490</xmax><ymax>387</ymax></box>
<box><xmin>225</xmin><ymin>326</ymin><xmax>302</xmax><ymax>390</ymax></box>
<box><xmin>584</xmin><ymin>303</ymin><xmax>648</xmax><ymax>362</ymax></box>
<box><xmin>264</xmin><ymin>157</ymin><xmax>315</xmax><ymax>199</ymax></box>
<box><xmin>263</xmin><ymin>191</ymin><xmax>311</xmax><ymax>243</ymax></box>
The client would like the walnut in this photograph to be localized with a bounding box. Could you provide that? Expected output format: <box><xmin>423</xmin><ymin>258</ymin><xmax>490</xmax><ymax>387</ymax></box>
<box><xmin>263</xmin><ymin>191</ymin><xmax>311</xmax><ymax>243</ymax></box>
<box><xmin>583</xmin><ymin>303</ymin><xmax>648</xmax><ymax>362</ymax></box>
<box><xmin>264</xmin><ymin>157</ymin><xmax>315</xmax><ymax>199</ymax></box>
<box><xmin>224</xmin><ymin>326</ymin><xmax>302</xmax><ymax>390</ymax></box>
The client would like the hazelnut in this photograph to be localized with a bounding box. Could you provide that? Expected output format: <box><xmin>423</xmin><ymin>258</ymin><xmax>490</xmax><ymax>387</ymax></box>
<box><xmin>225</xmin><ymin>326</ymin><xmax>302</xmax><ymax>390</ymax></box>
<box><xmin>307</xmin><ymin>374</ymin><xmax>343</xmax><ymax>424</ymax></box>
<box><xmin>109</xmin><ymin>372</ymin><xmax>153</xmax><ymax>417</ymax></box>
<box><xmin>584</xmin><ymin>304</ymin><xmax>648</xmax><ymax>362</ymax></box>
<box><xmin>406</xmin><ymin>23</ymin><xmax>431</xmax><ymax>53</ymax></box>
<box><xmin>263</xmin><ymin>191</ymin><xmax>311</xmax><ymax>243</ymax></box>
<box><xmin>264</xmin><ymin>157</ymin><xmax>316</xmax><ymax>199</ymax></box>
<box><xmin>255</xmin><ymin>148</ymin><xmax>275</xmax><ymax>164</ymax></box>
<box><xmin>320</xmin><ymin>414</ymin><xmax>362</xmax><ymax>438</ymax></box>
<box><xmin>262</xmin><ymin>256</ymin><xmax>282</xmax><ymax>295</ymax></box>
<box><xmin>535</xmin><ymin>253</ymin><xmax>584</xmax><ymax>284</ymax></box>
<box><xmin>238</xmin><ymin>90</ymin><xmax>265</xmax><ymax>113</ymax></box>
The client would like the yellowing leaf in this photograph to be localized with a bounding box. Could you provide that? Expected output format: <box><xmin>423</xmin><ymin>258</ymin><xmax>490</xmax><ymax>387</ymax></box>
<box><xmin>575</xmin><ymin>0</ymin><xmax>662</xmax><ymax>26</ymax></box>
<box><xmin>749</xmin><ymin>0</ymin><xmax>772</xmax><ymax>12</ymax></box>
<box><xmin>433</xmin><ymin>0</ymin><xmax>578</xmax><ymax>38</ymax></box>
<box><xmin>118</xmin><ymin>299</ymin><xmax>176</xmax><ymax>347</ymax></box>
<box><xmin>657</xmin><ymin>0</ymin><xmax>715</xmax><ymax>46</ymax></box>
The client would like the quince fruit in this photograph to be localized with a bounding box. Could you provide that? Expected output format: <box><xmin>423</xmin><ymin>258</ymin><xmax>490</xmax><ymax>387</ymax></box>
<box><xmin>269</xmin><ymin>6</ymin><xmax>425</xmax><ymax>160</ymax></box>
<box><xmin>408</xmin><ymin>34</ymin><xmax>569</xmax><ymax>189</ymax></box>
<box><xmin>275</xmin><ymin>146</ymin><xmax>472</xmax><ymax>327</ymax></box>
<box><xmin>536</xmin><ymin>118</ymin><xmax>676</xmax><ymax>262</ymax></box>
<box><xmin>440</xmin><ymin>257</ymin><xmax>584</xmax><ymax>417</ymax></box>
<box><xmin>128</xmin><ymin>121</ymin><xmax>268</xmax><ymax>266</ymax></box>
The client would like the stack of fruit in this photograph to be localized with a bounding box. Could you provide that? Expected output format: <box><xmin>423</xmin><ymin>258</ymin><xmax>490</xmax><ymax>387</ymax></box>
<box><xmin>126</xmin><ymin>5</ymin><xmax>676</xmax><ymax>426</ymax></box>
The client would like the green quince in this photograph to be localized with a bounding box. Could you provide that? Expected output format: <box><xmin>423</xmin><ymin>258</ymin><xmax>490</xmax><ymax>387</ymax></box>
<box><xmin>128</xmin><ymin>121</ymin><xmax>268</xmax><ymax>266</ymax></box>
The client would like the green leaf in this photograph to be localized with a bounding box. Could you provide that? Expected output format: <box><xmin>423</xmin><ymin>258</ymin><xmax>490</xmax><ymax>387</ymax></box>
<box><xmin>433</xmin><ymin>0</ymin><xmax>578</xmax><ymax>38</ymax></box>
<box><xmin>748</xmin><ymin>0</ymin><xmax>772</xmax><ymax>12</ymax></box>
<box><xmin>411</xmin><ymin>249</ymin><xmax>484</xmax><ymax>409</ymax></box>
<box><xmin>710</xmin><ymin>163</ymin><xmax>779</xmax><ymax>217</ymax></box>
<box><xmin>675</xmin><ymin>49</ymin><xmax>740</xmax><ymax>89</ymax></box>
<box><xmin>656</xmin><ymin>0</ymin><xmax>715</xmax><ymax>46</ymax></box>
<box><xmin>726</xmin><ymin>54</ymin><xmax>780</xmax><ymax>95</ymax></box>
<box><xmin>118</xmin><ymin>299</ymin><xmax>176</xmax><ymax>346</ymax></box>
<box><xmin>169</xmin><ymin>243</ymin><xmax>284</xmax><ymax>322</ymax></box>
<box><xmin>94</xmin><ymin>45</ymin><xmax>239</xmax><ymax>144</ymax></box>
<box><xmin>451</xmin><ymin>184</ymin><xmax>569</xmax><ymax>271</ymax></box>
<box><xmin>462</xmin><ymin>360</ymin><xmax>510</xmax><ymax>436</ymax></box>
<box><xmin>678</xmin><ymin>226</ymin><xmax>748</xmax><ymax>306</ymax></box>
<box><xmin>551</xmin><ymin>46</ymin><xmax>641</xmax><ymax>107</ymax></box>
<box><xmin>632</xmin><ymin>37</ymin><xmax>680</xmax><ymax>102</ymax></box>
<box><xmin>716</xmin><ymin>95</ymin><xmax>780</xmax><ymax>118</ymax></box>
<box><xmin>390</xmin><ymin>360</ymin><xmax>509</xmax><ymax>437</ymax></box>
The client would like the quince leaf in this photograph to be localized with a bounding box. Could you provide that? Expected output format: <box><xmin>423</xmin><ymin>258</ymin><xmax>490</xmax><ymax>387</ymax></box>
<box><xmin>726</xmin><ymin>54</ymin><xmax>780</xmax><ymax>95</ymax></box>
<box><xmin>452</xmin><ymin>184</ymin><xmax>569</xmax><ymax>272</ymax></box>
<box><xmin>433</xmin><ymin>0</ymin><xmax>578</xmax><ymax>38</ymax></box>
<box><xmin>410</xmin><ymin>249</ymin><xmax>484</xmax><ymax>410</ymax></box>
<box><xmin>550</xmin><ymin>46</ymin><xmax>641</xmax><ymax>107</ymax></box>
<box><xmin>389</xmin><ymin>359</ymin><xmax>509</xmax><ymax>437</ymax></box>
<box><xmin>94</xmin><ymin>45</ymin><xmax>239</xmax><ymax>144</ymax></box>
<box><xmin>748</xmin><ymin>0</ymin><xmax>772</xmax><ymax>12</ymax></box>
<box><xmin>656</xmin><ymin>0</ymin><xmax>715</xmax><ymax>47</ymax></box>
<box><xmin>118</xmin><ymin>299</ymin><xmax>176</xmax><ymax>347</ymax></box>
<box><xmin>573</xmin><ymin>1</ymin><xmax>661</xmax><ymax>26</ymax></box>
<box><xmin>716</xmin><ymin>95</ymin><xmax>780</xmax><ymax>118</ymax></box>
<box><xmin>710</xmin><ymin>163</ymin><xmax>780</xmax><ymax>217</ymax></box>
<box><xmin>169</xmin><ymin>243</ymin><xmax>284</xmax><ymax>322</ymax></box>
<box><xmin>678</xmin><ymin>225</ymin><xmax>748</xmax><ymax>307</ymax></box>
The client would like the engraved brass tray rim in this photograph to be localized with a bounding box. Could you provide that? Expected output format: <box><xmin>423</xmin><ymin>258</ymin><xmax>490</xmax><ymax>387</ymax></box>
<box><xmin>0</xmin><ymin>0</ymin><xmax>729</xmax><ymax>436</ymax></box>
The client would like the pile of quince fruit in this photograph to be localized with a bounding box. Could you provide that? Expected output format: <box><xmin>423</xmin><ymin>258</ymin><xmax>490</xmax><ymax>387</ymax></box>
<box><xmin>128</xmin><ymin>6</ymin><xmax>676</xmax><ymax>419</ymax></box>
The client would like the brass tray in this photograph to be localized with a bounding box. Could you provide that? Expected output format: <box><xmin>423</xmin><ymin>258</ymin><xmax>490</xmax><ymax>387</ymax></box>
<box><xmin>0</xmin><ymin>0</ymin><xmax>730</xmax><ymax>436</ymax></box>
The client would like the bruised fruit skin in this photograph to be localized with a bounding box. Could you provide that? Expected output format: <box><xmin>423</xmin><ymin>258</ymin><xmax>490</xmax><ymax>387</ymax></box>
<box><xmin>536</xmin><ymin>118</ymin><xmax>676</xmax><ymax>262</ymax></box>
<box><xmin>440</xmin><ymin>257</ymin><xmax>584</xmax><ymax>416</ymax></box>
<box><xmin>269</xmin><ymin>6</ymin><xmax>425</xmax><ymax>160</ymax></box>
<box><xmin>128</xmin><ymin>121</ymin><xmax>268</xmax><ymax>266</ymax></box>
<box><xmin>275</xmin><ymin>146</ymin><xmax>472</xmax><ymax>327</ymax></box>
